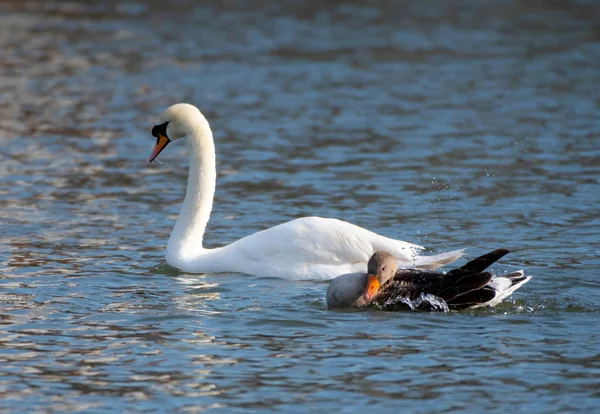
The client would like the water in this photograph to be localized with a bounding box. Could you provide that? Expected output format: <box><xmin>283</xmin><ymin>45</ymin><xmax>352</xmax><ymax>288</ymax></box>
<box><xmin>1</xmin><ymin>0</ymin><xmax>600</xmax><ymax>412</ymax></box>
<box><xmin>375</xmin><ymin>292</ymin><xmax>451</xmax><ymax>312</ymax></box>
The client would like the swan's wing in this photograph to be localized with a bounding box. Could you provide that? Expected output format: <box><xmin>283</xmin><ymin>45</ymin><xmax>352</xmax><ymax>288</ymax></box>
<box><xmin>230</xmin><ymin>216</ymin><xmax>421</xmax><ymax>265</ymax></box>
<box><xmin>292</xmin><ymin>217</ymin><xmax>424</xmax><ymax>264</ymax></box>
<box><xmin>224</xmin><ymin>217</ymin><xmax>463</xmax><ymax>279</ymax></box>
<box><xmin>280</xmin><ymin>217</ymin><xmax>465</xmax><ymax>270</ymax></box>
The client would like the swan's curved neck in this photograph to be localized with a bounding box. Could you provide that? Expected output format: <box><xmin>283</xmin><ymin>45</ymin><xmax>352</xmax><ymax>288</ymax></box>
<box><xmin>166</xmin><ymin>122</ymin><xmax>216</xmax><ymax>263</ymax></box>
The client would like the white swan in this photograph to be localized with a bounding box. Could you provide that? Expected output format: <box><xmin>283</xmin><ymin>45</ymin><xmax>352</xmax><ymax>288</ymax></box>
<box><xmin>148</xmin><ymin>103</ymin><xmax>464</xmax><ymax>280</ymax></box>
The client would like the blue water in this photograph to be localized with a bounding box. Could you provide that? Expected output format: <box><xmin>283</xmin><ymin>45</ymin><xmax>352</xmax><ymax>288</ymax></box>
<box><xmin>1</xmin><ymin>1</ymin><xmax>600</xmax><ymax>412</ymax></box>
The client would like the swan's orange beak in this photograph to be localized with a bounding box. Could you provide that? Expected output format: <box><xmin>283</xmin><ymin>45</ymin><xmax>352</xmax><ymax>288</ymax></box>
<box><xmin>149</xmin><ymin>133</ymin><xmax>170</xmax><ymax>163</ymax></box>
<box><xmin>363</xmin><ymin>274</ymin><xmax>380</xmax><ymax>302</ymax></box>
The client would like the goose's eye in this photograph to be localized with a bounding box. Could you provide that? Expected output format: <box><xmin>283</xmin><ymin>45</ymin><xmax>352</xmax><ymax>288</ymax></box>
<box><xmin>382</xmin><ymin>266</ymin><xmax>386</xmax><ymax>272</ymax></box>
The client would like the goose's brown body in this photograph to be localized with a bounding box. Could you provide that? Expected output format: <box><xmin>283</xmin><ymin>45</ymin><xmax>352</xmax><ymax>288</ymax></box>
<box><xmin>373</xmin><ymin>249</ymin><xmax>528</xmax><ymax>310</ymax></box>
<box><xmin>326</xmin><ymin>249</ymin><xmax>531</xmax><ymax>310</ymax></box>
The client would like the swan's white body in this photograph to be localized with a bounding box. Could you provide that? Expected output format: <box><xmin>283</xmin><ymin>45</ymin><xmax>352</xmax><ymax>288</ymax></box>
<box><xmin>153</xmin><ymin>104</ymin><xmax>464</xmax><ymax>280</ymax></box>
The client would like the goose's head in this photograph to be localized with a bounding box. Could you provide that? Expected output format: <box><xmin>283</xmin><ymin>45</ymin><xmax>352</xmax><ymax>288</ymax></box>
<box><xmin>363</xmin><ymin>251</ymin><xmax>397</xmax><ymax>302</ymax></box>
<box><xmin>149</xmin><ymin>103</ymin><xmax>206</xmax><ymax>163</ymax></box>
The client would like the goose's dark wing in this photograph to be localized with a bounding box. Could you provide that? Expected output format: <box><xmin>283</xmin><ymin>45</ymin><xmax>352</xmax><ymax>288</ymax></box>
<box><xmin>372</xmin><ymin>249</ymin><xmax>511</xmax><ymax>311</ymax></box>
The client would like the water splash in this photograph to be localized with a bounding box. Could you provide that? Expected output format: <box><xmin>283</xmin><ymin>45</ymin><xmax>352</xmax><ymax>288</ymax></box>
<box><xmin>374</xmin><ymin>293</ymin><xmax>450</xmax><ymax>312</ymax></box>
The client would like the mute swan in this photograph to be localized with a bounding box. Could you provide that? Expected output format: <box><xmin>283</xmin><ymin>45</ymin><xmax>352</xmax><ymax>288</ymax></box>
<box><xmin>326</xmin><ymin>249</ymin><xmax>531</xmax><ymax>309</ymax></box>
<box><xmin>149</xmin><ymin>103</ymin><xmax>464</xmax><ymax>280</ymax></box>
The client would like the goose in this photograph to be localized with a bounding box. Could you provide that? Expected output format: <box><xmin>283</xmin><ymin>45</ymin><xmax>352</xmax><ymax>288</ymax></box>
<box><xmin>326</xmin><ymin>249</ymin><xmax>531</xmax><ymax>309</ymax></box>
<box><xmin>148</xmin><ymin>103</ymin><xmax>464</xmax><ymax>280</ymax></box>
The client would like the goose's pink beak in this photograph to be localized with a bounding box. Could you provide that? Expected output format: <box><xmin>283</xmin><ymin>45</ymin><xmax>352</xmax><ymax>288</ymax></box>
<box><xmin>363</xmin><ymin>274</ymin><xmax>380</xmax><ymax>302</ymax></box>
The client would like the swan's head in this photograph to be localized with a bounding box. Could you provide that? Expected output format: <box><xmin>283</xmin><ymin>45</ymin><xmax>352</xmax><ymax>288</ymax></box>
<box><xmin>363</xmin><ymin>251</ymin><xmax>397</xmax><ymax>302</ymax></box>
<box><xmin>149</xmin><ymin>103</ymin><xmax>205</xmax><ymax>163</ymax></box>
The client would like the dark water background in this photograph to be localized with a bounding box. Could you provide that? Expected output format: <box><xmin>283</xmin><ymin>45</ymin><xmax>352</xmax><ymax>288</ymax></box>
<box><xmin>1</xmin><ymin>0</ymin><xmax>600</xmax><ymax>412</ymax></box>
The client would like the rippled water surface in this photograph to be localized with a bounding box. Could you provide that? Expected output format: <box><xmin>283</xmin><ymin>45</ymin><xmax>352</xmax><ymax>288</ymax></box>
<box><xmin>2</xmin><ymin>0</ymin><xmax>600</xmax><ymax>412</ymax></box>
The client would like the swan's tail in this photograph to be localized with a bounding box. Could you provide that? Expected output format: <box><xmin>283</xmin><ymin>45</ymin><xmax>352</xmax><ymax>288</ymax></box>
<box><xmin>402</xmin><ymin>249</ymin><xmax>465</xmax><ymax>270</ymax></box>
